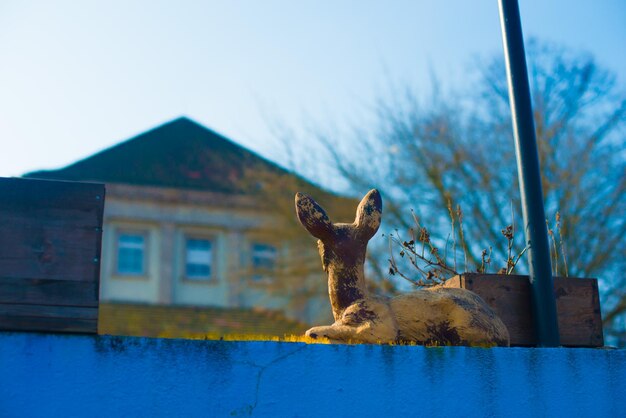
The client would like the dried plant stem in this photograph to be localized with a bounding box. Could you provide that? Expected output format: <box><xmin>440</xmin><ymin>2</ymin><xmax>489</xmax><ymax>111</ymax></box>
<box><xmin>560</xmin><ymin>242</ymin><xmax>569</xmax><ymax>277</ymax></box>
<box><xmin>387</xmin><ymin>227</ymin><xmax>456</xmax><ymax>286</ymax></box>
<box><xmin>501</xmin><ymin>224</ymin><xmax>514</xmax><ymax>273</ymax></box>
<box><xmin>479</xmin><ymin>250</ymin><xmax>487</xmax><ymax>273</ymax></box>
<box><xmin>457</xmin><ymin>205</ymin><xmax>468</xmax><ymax>273</ymax></box>
<box><xmin>387</xmin><ymin>235</ymin><xmax>422</xmax><ymax>286</ymax></box>
<box><xmin>507</xmin><ymin>234</ymin><xmax>513</xmax><ymax>269</ymax></box>
<box><xmin>507</xmin><ymin>245</ymin><xmax>529</xmax><ymax>275</ymax></box>
<box><xmin>510</xmin><ymin>201</ymin><xmax>515</xmax><ymax>268</ymax></box>
<box><xmin>478</xmin><ymin>246</ymin><xmax>493</xmax><ymax>274</ymax></box>
<box><xmin>388</xmin><ymin>204</ymin><xmax>531</xmax><ymax>287</ymax></box>
<box><xmin>556</xmin><ymin>212</ymin><xmax>569</xmax><ymax>277</ymax></box>
<box><xmin>546</xmin><ymin>219</ymin><xmax>559</xmax><ymax>276</ymax></box>
<box><xmin>447</xmin><ymin>199</ymin><xmax>457</xmax><ymax>272</ymax></box>
<box><xmin>410</xmin><ymin>210</ymin><xmax>427</xmax><ymax>259</ymax></box>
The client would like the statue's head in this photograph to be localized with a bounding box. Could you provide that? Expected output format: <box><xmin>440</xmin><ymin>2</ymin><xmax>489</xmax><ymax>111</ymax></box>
<box><xmin>295</xmin><ymin>189</ymin><xmax>382</xmax><ymax>271</ymax></box>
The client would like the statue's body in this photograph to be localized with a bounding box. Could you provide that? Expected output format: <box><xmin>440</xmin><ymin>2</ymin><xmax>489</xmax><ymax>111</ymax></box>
<box><xmin>295</xmin><ymin>189</ymin><xmax>509</xmax><ymax>346</ymax></box>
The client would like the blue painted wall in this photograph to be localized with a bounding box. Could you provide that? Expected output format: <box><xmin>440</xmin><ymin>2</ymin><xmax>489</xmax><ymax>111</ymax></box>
<box><xmin>1</xmin><ymin>332</ymin><xmax>624</xmax><ymax>417</ymax></box>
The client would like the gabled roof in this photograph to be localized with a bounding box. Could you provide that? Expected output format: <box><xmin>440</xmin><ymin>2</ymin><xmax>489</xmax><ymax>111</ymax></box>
<box><xmin>25</xmin><ymin>117</ymin><xmax>359</xmax><ymax>219</ymax></box>
<box><xmin>25</xmin><ymin>117</ymin><xmax>292</xmax><ymax>194</ymax></box>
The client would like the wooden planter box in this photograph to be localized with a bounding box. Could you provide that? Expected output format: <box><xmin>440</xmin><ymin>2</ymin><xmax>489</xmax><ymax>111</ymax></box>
<box><xmin>443</xmin><ymin>274</ymin><xmax>603</xmax><ymax>347</ymax></box>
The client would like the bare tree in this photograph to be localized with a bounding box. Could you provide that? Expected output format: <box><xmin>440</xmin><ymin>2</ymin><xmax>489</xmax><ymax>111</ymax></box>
<box><xmin>297</xmin><ymin>40</ymin><xmax>625</xmax><ymax>344</ymax></box>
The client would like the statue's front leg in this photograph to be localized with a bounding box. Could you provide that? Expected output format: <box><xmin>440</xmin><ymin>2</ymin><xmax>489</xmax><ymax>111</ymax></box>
<box><xmin>306</xmin><ymin>324</ymin><xmax>360</xmax><ymax>342</ymax></box>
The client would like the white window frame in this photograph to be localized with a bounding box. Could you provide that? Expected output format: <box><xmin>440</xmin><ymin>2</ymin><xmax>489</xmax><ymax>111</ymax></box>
<box><xmin>250</xmin><ymin>242</ymin><xmax>278</xmax><ymax>282</ymax></box>
<box><xmin>183</xmin><ymin>236</ymin><xmax>215</xmax><ymax>282</ymax></box>
<box><xmin>115</xmin><ymin>231</ymin><xmax>148</xmax><ymax>277</ymax></box>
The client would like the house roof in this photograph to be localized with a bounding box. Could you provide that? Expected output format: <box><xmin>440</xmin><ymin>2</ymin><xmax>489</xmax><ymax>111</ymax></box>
<box><xmin>24</xmin><ymin>116</ymin><xmax>358</xmax><ymax>218</ymax></box>
<box><xmin>25</xmin><ymin>117</ymin><xmax>295</xmax><ymax>194</ymax></box>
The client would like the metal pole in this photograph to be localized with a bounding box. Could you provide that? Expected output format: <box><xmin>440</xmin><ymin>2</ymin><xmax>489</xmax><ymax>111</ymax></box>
<box><xmin>497</xmin><ymin>0</ymin><xmax>560</xmax><ymax>346</ymax></box>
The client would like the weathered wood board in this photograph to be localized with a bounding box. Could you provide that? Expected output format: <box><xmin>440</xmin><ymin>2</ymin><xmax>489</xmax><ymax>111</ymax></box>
<box><xmin>444</xmin><ymin>274</ymin><xmax>603</xmax><ymax>347</ymax></box>
<box><xmin>0</xmin><ymin>177</ymin><xmax>104</xmax><ymax>333</ymax></box>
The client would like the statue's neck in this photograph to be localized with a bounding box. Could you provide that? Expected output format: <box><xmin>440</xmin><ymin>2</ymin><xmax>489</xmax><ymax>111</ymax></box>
<box><xmin>327</xmin><ymin>263</ymin><xmax>367</xmax><ymax>321</ymax></box>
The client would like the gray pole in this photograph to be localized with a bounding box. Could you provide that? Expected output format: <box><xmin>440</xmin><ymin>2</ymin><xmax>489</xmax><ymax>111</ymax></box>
<box><xmin>497</xmin><ymin>0</ymin><xmax>560</xmax><ymax>346</ymax></box>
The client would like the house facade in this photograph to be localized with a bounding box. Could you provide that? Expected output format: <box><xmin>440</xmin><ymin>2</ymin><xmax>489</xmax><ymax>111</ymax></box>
<box><xmin>100</xmin><ymin>184</ymin><xmax>284</xmax><ymax>308</ymax></box>
<box><xmin>26</xmin><ymin>117</ymin><xmax>345</xmax><ymax>328</ymax></box>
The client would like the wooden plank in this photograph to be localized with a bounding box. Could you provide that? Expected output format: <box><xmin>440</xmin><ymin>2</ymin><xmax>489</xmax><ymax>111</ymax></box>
<box><xmin>444</xmin><ymin>274</ymin><xmax>603</xmax><ymax>347</ymax></box>
<box><xmin>0</xmin><ymin>315</ymin><xmax>97</xmax><ymax>333</ymax></box>
<box><xmin>0</xmin><ymin>224</ymin><xmax>101</xmax><ymax>281</ymax></box>
<box><xmin>1</xmin><ymin>207</ymin><xmax>101</xmax><ymax>228</ymax></box>
<box><xmin>0</xmin><ymin>177</ymin><xmax>104</xmax><ymax>211</ymax></box>
<box><xmin>0</xmin><ymin>303</ymin><xmax>98</xmax><ymax>320</ymax></box>
<box><xmin>0</xmin><ymin>278</ymin><xmax>99</xmax><ymax>307</ymax></box>
<box><xmin>0</xmin><ymin>178</ymin><xmax>104</xmax><ymax>283</ymax></box>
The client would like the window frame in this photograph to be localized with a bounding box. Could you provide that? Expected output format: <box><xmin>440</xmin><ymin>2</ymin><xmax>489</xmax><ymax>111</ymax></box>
<box><xmin>249</xmin><ymin>241</ymin><xmax>279</xmax><ymax>282</ymax></box>
<box><xmin>114</xmin><ymin>229</ymin><xmax>149</xmax><ymax>278</ymax></box>
<box><xmin>182</xmin><ymin>234</ymin><xmax>217</xmax><ymax>283</ymax></box>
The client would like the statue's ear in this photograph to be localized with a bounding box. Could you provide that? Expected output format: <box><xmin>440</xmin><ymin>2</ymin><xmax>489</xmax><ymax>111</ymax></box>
<box><xmin>354</xmin><ymin>189</ymin><xmax>382</xmax><ymax>240</ymax></box>
<box><xmin>295</xmin><ymin>192</ymin><xmax>335</xmax><ymax>240</ymax></box>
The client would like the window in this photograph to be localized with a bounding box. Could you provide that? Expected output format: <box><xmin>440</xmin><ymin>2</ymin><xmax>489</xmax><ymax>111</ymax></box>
<box><xmin>185</xmin><ymin>238</ymin><xmax>213</xmax><ymax>280</ymax></box>
<box><xmin>251</xmin><ymin>243</ymin><xmax>277</xmax><ymax>281</ymax></box>
<box><xmin>117</xmin><ymin>233</ymin><xmax>145</xmax><ymax>275</ymax></box>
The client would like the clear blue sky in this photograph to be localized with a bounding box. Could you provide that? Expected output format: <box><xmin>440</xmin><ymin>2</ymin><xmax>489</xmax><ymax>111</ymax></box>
<box><xmin>1</xmin><ymin>0</ymin><xmax>624</xmax><ymax>178</ymax></box>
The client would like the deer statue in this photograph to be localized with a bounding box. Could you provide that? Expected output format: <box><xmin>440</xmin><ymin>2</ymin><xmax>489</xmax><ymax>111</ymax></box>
<box><xmin>295</xmin><ymin>189</ymin><xmax>510</xmax><ymax>346</ymax></box>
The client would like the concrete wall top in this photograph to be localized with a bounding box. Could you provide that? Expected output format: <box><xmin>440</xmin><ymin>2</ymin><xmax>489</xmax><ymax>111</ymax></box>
<box><xmin>1</xmin><ymin>332</ymin><xmax>624</xmax><ymax>417</ymax></box>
